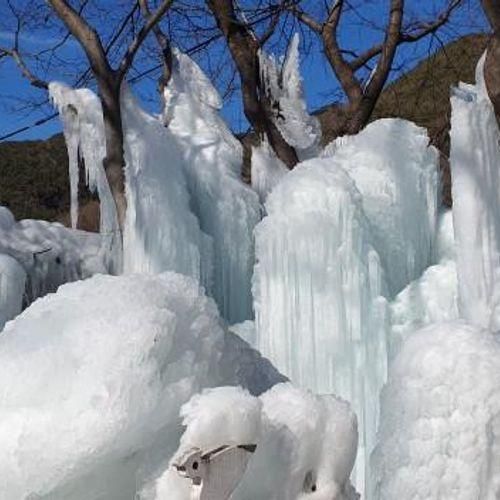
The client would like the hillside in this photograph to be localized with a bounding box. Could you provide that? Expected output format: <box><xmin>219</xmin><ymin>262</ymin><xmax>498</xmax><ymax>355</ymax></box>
<box><xmin>0</xmin><ymin>33</ymin><xmax>490</xmax><ymax>227</ymax></box>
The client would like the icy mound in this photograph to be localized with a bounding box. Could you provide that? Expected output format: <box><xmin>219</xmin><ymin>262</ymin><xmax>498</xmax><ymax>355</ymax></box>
<box><xmin>0</xmin><ymin>207</ymin><xmax>106</xmax><ymax>305</ymax></box>
<box><xmin>390</xmin><ymin>211</ymin><xmax>458</xmax><ymax>356</ymax></box>
<box><xmin>122</xmin><ymin>88</ymin><xmax>209</xmax><ymax>284</ymax></box>
<box><xmin>323</xmin><ymin>118</ymin><xmax>439</xmax><ymax>296</ymax></box>
<box><xmin>0</xmin><ymin>254</ymin><xmax>26</xmax><ymax>330</ymax></box>
<box><xmin>0</xmin><ymin>272</ymin><xmax>224</xmax><ymax>500</ymax></box>
<box><xmin>143</xmin><ymin>384</ymin><xmax>359</xmax><ymax>500</ymax></box>
<box><xmin>253</xmin><ymin>159</ymin><xmax>388</xmax><ymax>490</ymax></box>
<box><xmin>372</xmin><ymin>321</ymin><xmax>500</xmax><ymax>500</ymax></box>
<box><xmin>450</xmin><ymin>54</ymin><xmax>500</xmax><ymax>330</ymax></box>
<box><xmin>163</xmin><ymin>50</ymin><xmax>261</xmax><ymax>323</ymax></box>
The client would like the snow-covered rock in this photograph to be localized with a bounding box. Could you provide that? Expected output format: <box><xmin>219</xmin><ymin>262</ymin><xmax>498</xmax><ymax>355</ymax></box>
<box><xmin>371</xmin><ymin>321</ymin><xmax>500</xmax><ymax>500</ymax></box>
<box><xmin>450</xmin><ymin>54</ymin><xmax>500</xmax><ymax>330</ymax></box>
<box><xmin>142</xmin><ymin>384</ymin><xmax>359</xmax><ymax>500</ymax></box>
<box><xmin>0</xmin><ymin>272</ymin><xmax>225</xmax><ymax>500</ymax></box>
<box><xmin>163</xmin><ymin>49</ymin><xmax>261</xmax><ymax>323</ymax></box>
<box><xmin>253</xmin><ymin>158</ymin><xmax>388</xmax><ymax>491</ymax></box>
<box><xmin>323</xmin><ymin>118</ymin><xmax>440</xmax><ymax>296</ymax></box>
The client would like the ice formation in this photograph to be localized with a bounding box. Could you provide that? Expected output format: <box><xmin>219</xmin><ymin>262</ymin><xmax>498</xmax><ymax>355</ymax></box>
<box><xmin>0</xmin><ymin>206</ymin><xmax>106</xmax><ymax>306</ymax></box>
<box><xmin>450</xmin><ymin>54</ymin><xmax>500</xmax><ymax>330</ymax></box>
<box><xmin>121</xmin><ymin>87</ymin><xmax>209</xmax><ymax>284</ymax></box>
<box><xmin>253</xmin><ymin>158</ymin><xmax>388</xmax><ymax>491</ymax></box>
<box><xmin>162</xmin><ymin>50</ymin><xmax>261</xmax><ymax>322</ymax></box>
<box><xmin>49</xmin><ymin>82</ymin><xmax>121</xmax><ymax>271</ymax></box>
<box><xmin>258</xmin><ymin>33</ymin><xmax>321</xmax><ymax>158</ymax></box>
<box><xmin>0</xmin><ymin>272</ymin><xmax>225</xmax><ymax>500</ymax></box>
<box><xmin>143</xmin><ymin>384</ymin><xmax>359</xmax><ymax>500</ymax></box>
<box><xmin>323</xmin><ymin>118</ymin><xmax>440</xmax><ymax>296</ymax></box>
<box><xmin>0</xmin><ymin>254</ymin><xmax>26</xmax><ymax>330</ymax></box>
<box><xmin>389</xmin><ymin>211</ymin><xmax>458</xmax><ymax>356</ymax></box>
<box><xmin>372</xmin><ymin>321</ymin><xmax>500</xmax><ymax>499</ymax></box>
<box><xmin>251</xmin><ymin>141</ymin><xmax>289</xmax><ymax>203</ymax></box>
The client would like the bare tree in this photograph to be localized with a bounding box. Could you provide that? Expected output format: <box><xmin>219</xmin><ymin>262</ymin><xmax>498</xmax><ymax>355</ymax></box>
<box><xmin>289</xmin><ymin>0</ymin><xmax>464</xmax><ymax>139</ymax></box>
<box><xmin>482</xmin><ymin>0</ymin><xmax>500</xmax><ymax>118</ymax></box>
<box><xmin>207</xmin><ymin>0</ymin><xmax>300</xmax><ymax>168</ymax></box>
<box><xmin>1</xmin><ymin>0</ymin><xmax>174</xmax><ymax>234</ymax></box>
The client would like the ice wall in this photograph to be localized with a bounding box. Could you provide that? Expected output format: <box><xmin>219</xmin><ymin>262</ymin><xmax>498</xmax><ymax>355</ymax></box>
<box><xmin>371</xmin><ymin>321</ymin><xmax>500</xmax><ymax>500</ymax></box>
<box><xmin>323</xmin><ymin>119</ymin><xmax>440</xmax><ymax>296</ymax></box>
<box><xmin>121</xmin><ymin>87</ymin><xmax>209</xmax><ymax>287</ymax></box>
<box><xmin>450</xmin><ymin>55</ymin><xmax>500</xmax><ymax>330</ymax></box>
<box><xmin>253</xmin><ymin>158</ymin><xmax>388</xmax><ymax>491</ymax></box>
<box><xmin>162</xmin><ymin>50</ymin><xmax>261</xmax><ymax>323</ymax></box>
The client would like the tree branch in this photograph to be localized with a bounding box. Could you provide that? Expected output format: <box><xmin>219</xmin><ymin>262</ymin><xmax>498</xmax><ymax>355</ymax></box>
<box><xmin>0</xmin><ymin>47</ymin><xmax>48</xmax><ymax>89</ymax></box>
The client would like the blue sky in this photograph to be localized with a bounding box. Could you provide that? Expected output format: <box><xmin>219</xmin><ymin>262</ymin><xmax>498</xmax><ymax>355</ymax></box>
<box><xmin>0</xmin><ymin>0</ymin><xmax>488</xmax><ymax>142</ymax></box>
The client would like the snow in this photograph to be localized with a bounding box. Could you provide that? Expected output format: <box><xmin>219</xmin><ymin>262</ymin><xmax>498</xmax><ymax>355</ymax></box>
<box><xmin>0</xmin><ymin>272</ymin><xmax>225</xmax><ymax>500</ymax></box>
<box><xmin>0</xmin><ymin>254</ymin><xmax>26</xmax><ymax>330</ymax></box>
<box><xmin>371</xmin><ymin>321</ymin><xmax>500</xmax><ymax>500</ymax></box>
<box><xmin>450</xmin><ymin>54</ymin><xmax>500</xmax><ymax>330</ymax></box>
<box><xmin>253</xmin><ymin>158</ymin><xmax>388</xmax><ymax>491</ymax></box>
<box><xmin>323</xmin><ymin>118</ymin><xmax>440</xmax><ymax>296</ymax></box>
<box><xmin>162</xmin><ymin>50</ymin><xmax>261</xmax><ymax>323</ymax></box>
<box><xmin>142</xmin><ymin>383</ymin><xmax>359</xmax><ymax>500</ymax></box>
<box><xmin>0</xmin><ymin>206</ymin><xmax>106</xmax><ymax>306</ymax></box>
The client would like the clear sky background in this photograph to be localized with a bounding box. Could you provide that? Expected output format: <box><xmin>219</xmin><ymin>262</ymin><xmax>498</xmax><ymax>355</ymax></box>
<box><xmin>0</xmin><ymin>0</ymin><xmax>488</xmax><ymax>142</ymax></box>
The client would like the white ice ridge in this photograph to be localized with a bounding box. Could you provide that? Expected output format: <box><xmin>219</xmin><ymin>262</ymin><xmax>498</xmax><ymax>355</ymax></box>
<box><xmin>49</xmin><ymin>82</ymin><xmax>121</xmax><ymax>271</ymax></box>
<box><xmin>142</xmin><ymin>384</ymin><xmax>359</xmax><ymax>500</ymax></box>
<box><xmin>253</xmin><ymin>158</ymin><xmax>388</xmax><ymax>492</ymax></box>
<box><xmin>450</xmin><ymin>53</ymin><xmax>500</xmax><ymax>330</ymax></box>
<box><xmin>258</xmin><ymin>33</ymin><xmax>321</xmax><ymax>158</ymax></box>
<box><xmin>0</xmin><ymin>206</ymin><xmax>105</xmax><ymax>309</ymax></box>
<box><xmin>323</xmin><ymin>118</ymin><xmax>440</xmax><ymax>297</ymax></box>
<box><xmin>371</xmin><ymin>321</ymin><xmax>500</xmax><ymax>500</ymax></box>
<box><xmin>163</xmin><ymin>49</ymin><xmax>261</xmax><ymax>323</ymax></box>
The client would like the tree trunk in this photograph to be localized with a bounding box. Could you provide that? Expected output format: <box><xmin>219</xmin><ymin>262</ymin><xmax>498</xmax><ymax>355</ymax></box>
<box><xmin>482</xmin><ymin>0</ymin><xmax>500</xmax><ymax>119</ymax></box>
<box><xmin>98</xmin><ymin>77</ymin><xmax>127</xmax><ymax>233</ymax></box>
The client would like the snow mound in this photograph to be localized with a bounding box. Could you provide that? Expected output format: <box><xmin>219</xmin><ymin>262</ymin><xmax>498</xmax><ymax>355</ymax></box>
<box><xmin>0</xmin><ymin>207</ymin><xmax>106</xmax><ymax>305</ymax></box>
<box><xmin>253</xmin><ymin>158</ymin><xmax>388</xmax><ymax>491</ymax></box>
<box><xmin>324</xmin><ymin>118</ymin><xmax>439</xmax><ymax>296</ymax></box>
<box><xmin>0</xmin><ymin>254</ymin><xmax>26</xmax><ymax>330</ymax></box>
<box><xmin>450</xmin><ymin>54</ymin><xmax>500</xmax><ymax>330</ymax></box>
<box><xmin>0</xmin><ymin>272</ymin><xmax>224</xmax><ymax>500</ymax></box>
<box><xmin>163</xmin><ymin>50</ymin><xmax>261</xmax><ymax>323</ymax></box>
<box><xmin>372</xmin><ymin>321</ymin><xmax>500</xmax><ymax>500</ymax></box>
<box><xmin>143</xmin><ymin>383</ymin><xmax>359</xmax><ymax>500</ymax></box>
